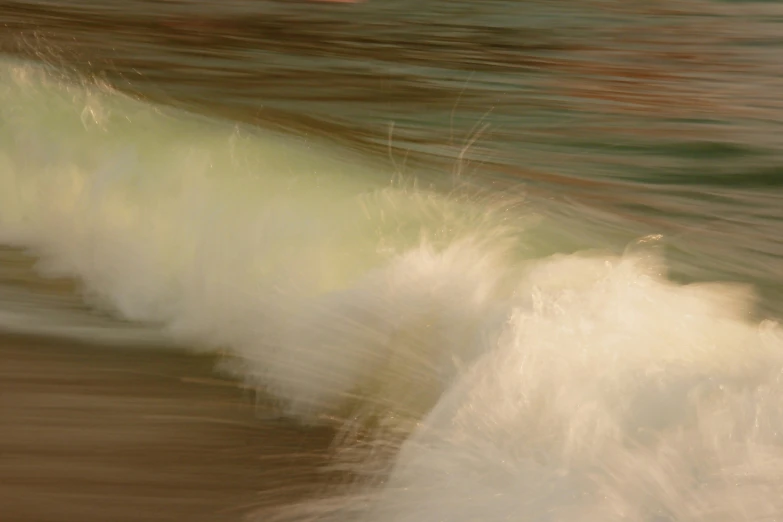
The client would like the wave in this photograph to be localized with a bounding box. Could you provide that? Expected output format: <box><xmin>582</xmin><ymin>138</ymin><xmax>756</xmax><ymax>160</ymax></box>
<box><xmin>0</xmin><ymin>58</ymin><xmax>533</xmax><ymax>421</ymax></box>
<box><xmin>2</xmin><ymin>58</ymin><xmax>783</xmax><ymax>521</ymax></box>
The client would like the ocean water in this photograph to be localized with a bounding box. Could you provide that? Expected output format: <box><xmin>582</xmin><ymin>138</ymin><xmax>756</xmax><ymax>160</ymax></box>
<box><xmin>2</xmin><ymin>1</ymin><xmax>783</xmax><ymax>520</ymax></box>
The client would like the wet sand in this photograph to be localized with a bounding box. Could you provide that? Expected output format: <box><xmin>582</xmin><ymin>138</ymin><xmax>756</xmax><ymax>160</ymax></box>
<box><xmin>0</xmin><ymin>334</ymin><xmax>337</xmax><ymax>522</ymax></box>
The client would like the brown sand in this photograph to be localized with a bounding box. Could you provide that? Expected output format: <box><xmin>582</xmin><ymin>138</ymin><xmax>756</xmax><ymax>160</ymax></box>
<box><xmin>0</xmin><ymin>334</ymin><xmax>338</xmax><ymax>522</ymax></box>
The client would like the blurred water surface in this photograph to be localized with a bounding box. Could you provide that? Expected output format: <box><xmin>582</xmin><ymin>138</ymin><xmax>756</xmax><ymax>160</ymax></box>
<box><xmin>4</xmin><ymin>0</ymin><xmax>783</xmax><ymax>312</ymax></box>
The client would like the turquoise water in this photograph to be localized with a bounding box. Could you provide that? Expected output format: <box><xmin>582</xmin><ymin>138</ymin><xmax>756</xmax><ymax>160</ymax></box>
<box><xmin>3</xmin><ymin>1</ymin><xmax>783</xmax><ymax>520</ymax></box>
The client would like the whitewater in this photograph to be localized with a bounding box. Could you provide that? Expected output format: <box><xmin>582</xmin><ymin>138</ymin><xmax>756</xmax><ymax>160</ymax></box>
<box><xmin>3</xmin><ymin>58</ymin><xmax>783</xmax><ymax>521</ymax></box>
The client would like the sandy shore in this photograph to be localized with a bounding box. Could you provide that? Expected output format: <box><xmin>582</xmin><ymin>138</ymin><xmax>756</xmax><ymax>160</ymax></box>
<box><xmin>0</xmin><ymin>333</ymin><xmax>338</xmax><ymax>522</ymax></box>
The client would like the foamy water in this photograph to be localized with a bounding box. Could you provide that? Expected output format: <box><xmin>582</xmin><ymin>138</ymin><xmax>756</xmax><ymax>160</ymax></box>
<box><xmin>3</xmin><ymin>59</ymin><xmax>783</xmax><ymax>521</ymax></box>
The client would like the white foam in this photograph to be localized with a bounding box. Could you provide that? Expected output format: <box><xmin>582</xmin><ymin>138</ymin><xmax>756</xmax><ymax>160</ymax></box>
<box><xmin>330</xmin><ymin>254</ymin><xmax>783</xmax><ymax>522</ymax></box>
<box><xmin>4</xmin><ymin>59</ymin><xmax>783</xmax><ymax>521</ymax></box>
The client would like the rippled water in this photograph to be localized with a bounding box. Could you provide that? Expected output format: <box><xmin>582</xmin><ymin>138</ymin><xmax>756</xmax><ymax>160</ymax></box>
<box><xmin>3</xmin><ymin>1</ymin><xmax>783</xmax><ymax>521</ymax></box>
